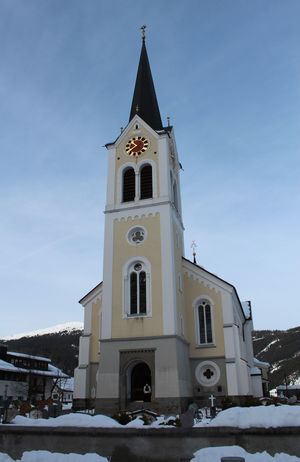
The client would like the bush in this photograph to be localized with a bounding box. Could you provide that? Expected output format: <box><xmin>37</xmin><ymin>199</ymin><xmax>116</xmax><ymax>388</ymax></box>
<box><xmin>111</xmin><ymin>411</ymin><xmax>132</xmax><ymax>425</ymax></box>
<box><xmin>221</xmin><ymin>397</ymin><xmax>237</xmax><ymax>410</ymax></box>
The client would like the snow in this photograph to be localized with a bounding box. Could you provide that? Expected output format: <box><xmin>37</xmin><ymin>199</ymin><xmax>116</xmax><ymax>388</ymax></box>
<box><xmin>0</xmin><ymin>359</ymin><xmax>19</xmax><ymax>372</ymax></box>
<box><xmin>0</xmin><ymin>359</ymin><xmax>68</xmax><ymax>378</ymax></box>
<box><xmin>8</xmin><ymin>352</ymin><xmax>51</xmax><ymax>362</ymax></box>
<box><xmin>9</xmin><ymin>405</ymin><xmax>300</xmax><ymax>429</ymax></box>
<box><xmin>191</xmin><ymin>446</ymin><xmax>300</xmax><ymax>461</ymax></box>
<box><xmin>203</xmin><ymin>405</ymin><xmax>300</xmax><ymax>429</ymax></box>
<box><xmin>57</xmin><ymin>377</ymin><xmax>74</xmax><ymax>391</ymax></box>
<box><xmin>0</xmin><ymin>452</ymin><xmax>107</xmax><ymax>462</ymax></box>
<box><xmin>254</xmin><ymin>357</ymin><xmax>270</xmax><ymax>368</ymax></box>
<box><xmin>2</xmin><ymin>322</ymin><xmax>83</xmax><ymax>340</ymax></box>
<box><xmin>12</xmin><ymin>414</ymin><xmax>122</xmax><ymax>428</ymax></box>
<box><xmin>242</xmin><ymin>300</ymin><xmax>251</xmax><ymax>318</ymax></box>
<box><xmin>259</xmin><ymin>338</ymin><xmax>279</xmax><ymax>354</ymax></box>
<box><xmin>0</xmin><ymin>447</ymin><xmax>299</xmax><ymax>462</ymax></box>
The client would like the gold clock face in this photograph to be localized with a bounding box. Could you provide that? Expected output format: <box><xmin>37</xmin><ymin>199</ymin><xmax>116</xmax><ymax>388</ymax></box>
<box><xmin>126</xmin><ymin>136</ymin><xmax>149</xmax><ymax>157</ymax></box>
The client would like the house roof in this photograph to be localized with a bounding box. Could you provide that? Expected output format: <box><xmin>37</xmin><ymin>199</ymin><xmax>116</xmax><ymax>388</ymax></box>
<box><xmin>78</xmin><ymin>281</ymin><xmax>103</xmax><ymax>305</ymax></box>
<box><xmin>8</xmin><ymin>351</ymin><xmax>51</xmax><ymax>362</ymax></box>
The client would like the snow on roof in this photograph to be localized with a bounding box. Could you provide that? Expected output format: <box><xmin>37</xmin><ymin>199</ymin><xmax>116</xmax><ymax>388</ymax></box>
<box><xmin>0</xmin><ymin>359</ymin><xmax>19</xmax><ymax>372</ymax></box>
<box><xmin>254</xmin><ymin>358</ymin><xmax>270</xmax><ymax>368</ymax></box>
<box><xmin>241</xmin><ymin>301</ymin><xmax>251</xmax><ymax>318</ymax></box>
<box><xmin>0</xmin><ymin>358</ymin><xmax>67</xmax><ymax>378</ymax></box>
<box><xmin>277</xmin><ymin>384</ymin><xmax>300</xmax><ymax>390</ymax></box>
<box><xmin>57</xmin><ymin>377</ymin><xmax>74</xmax><ymax>391</ymax></box>
<box><xmin>8</xmin><ymin>351</ymin><xmax>51</xmax><ymax>362</ymax></box>
<box><xmin>250</xmin><ymin>367</ymin><xmax>262</xmax><ymax>375</ymax></box>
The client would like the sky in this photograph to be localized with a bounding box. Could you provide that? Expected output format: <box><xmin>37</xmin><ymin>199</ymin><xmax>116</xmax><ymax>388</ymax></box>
<box><xmin>0</xmin><ymin>0</ymin><xmax>299</xmax><ymax>337</ymax></box>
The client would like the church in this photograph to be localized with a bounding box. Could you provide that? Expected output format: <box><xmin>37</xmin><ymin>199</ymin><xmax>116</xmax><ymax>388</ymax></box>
<box><xmin>74</xmin><ymin>33</ymin><xmax>268</xmax><ymax>415</ymax></box>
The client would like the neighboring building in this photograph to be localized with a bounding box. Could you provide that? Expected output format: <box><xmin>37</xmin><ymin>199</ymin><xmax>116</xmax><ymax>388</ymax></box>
<box><xmin>52</xmin><ymin>377</ymin><xmax>74</xmax><ymax>403</ymax></box>
<box><xmin>277</xmin><ymin>384</ymin><xmax>300</xmax><ymax>401</ymax></box>
<box><xmin>0</xmin><ymin>344</ymin><xmax>67</xmax><ymax>402</ymax></box>
<box><xmin>74</xmin><ymin>34</ymin><xmax>267</xmax><ymax>414</ymax></box>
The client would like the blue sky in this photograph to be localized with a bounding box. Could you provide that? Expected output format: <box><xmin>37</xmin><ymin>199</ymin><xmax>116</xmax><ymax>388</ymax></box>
<box><xmin>0</xmin><ymin>0</ymin><xmax>299</xmax><ymax>337</ymax></box>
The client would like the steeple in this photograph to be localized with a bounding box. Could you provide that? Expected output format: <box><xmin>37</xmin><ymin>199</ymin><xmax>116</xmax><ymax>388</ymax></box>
<box><xmin>129</xmin><ymin>28</ymin><xmax>163</xmax><ymax>131</ymax></box>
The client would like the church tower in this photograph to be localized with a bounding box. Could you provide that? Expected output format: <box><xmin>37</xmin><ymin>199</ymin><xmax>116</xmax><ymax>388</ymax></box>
<box><xmin>74</xmin><ymin>32</ymin><xmax>268</xmax><ymax>415</ymax></box>
<box><xmin>97</xmin><ymin>33</ymin><xmax>191</xmax><ymax>413</ymax></box>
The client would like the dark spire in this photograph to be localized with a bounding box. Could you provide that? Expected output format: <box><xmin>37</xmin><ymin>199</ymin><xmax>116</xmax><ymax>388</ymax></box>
<box><xmin>129</xmin><ymin>30</ymin><xmax>163</xmax><ymax>131</ymax></box>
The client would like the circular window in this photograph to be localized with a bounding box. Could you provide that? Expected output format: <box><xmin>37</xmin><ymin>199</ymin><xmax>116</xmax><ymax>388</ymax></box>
<box><xmin>127</xmin><ymin>227</ymin><xmax>146</xmax><ymax>245</ymax></box>
<box><xmin>134</xmin><ymin>263</ymin><xmax>142</xmax><ymax>271</ymax></box>
<box><xmin>195</xmin><ymin>361</ymin><xmax>220</xmax><ymax>387</ymax></box>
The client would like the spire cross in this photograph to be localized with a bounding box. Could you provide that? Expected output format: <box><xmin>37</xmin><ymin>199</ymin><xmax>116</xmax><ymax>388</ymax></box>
<box><xmin>140</xmin><ymin>25</ymin><xmax>146</xmax><ymax>42</ymax></box>
<box><xmin>191</xmin><ymin>241</ymin><xmax>197</xmax><ymax>264</ymax></box>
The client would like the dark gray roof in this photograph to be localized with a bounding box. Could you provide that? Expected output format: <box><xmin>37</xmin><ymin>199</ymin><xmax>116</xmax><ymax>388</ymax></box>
<box><xmin>129</xmin><ymin>39</ymin><xmax>163</xmax><ymax>131</ymax></box>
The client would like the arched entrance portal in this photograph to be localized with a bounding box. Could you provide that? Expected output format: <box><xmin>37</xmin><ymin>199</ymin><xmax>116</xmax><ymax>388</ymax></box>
<box><xmin>131</xmin><ymin>362</ymin><xmax>152</xmax><ymax>402</ymax></box>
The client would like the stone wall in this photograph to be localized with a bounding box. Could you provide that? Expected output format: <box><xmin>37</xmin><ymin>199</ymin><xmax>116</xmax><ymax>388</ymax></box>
<box><xmin>0</xmin><ymin>426</ymin><xmax>300</xmax><ymax>461</ymax></box>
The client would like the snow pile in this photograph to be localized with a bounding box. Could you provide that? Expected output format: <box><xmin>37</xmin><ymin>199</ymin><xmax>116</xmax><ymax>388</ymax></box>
<box><xmin>12</xmin><ymin>414</ymin><xmax>122</xmax><ymax>428</ymax></box>
<box><xmin>0</xmin><ymin>452</ymin><xmax>107</xmax><ymax>462</ymax></box>
<box><xmin>10</xmin><ymin>405</ymin><xmax>300</xmax><ymax>429</ymax></box>
<box><xmin>207</xmin><ymin>405</ymin><xmax>300</xmax><ymax>429</ymax></box>
<box><xmin>191</xmin><ymin>446</ymin><xmax>300</xmax><ymax>461</ymax></box>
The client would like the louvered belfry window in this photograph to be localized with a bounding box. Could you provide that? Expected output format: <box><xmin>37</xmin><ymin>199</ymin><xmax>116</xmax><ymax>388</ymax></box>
<box><xmin>123</xmin><ymin>168</ymin><xmax>135</xmax><ymax>202</ymax></box>
<box><xmin>140</xmin><ymin>165</ymin><xmax>153</xmax><ymax>199</ymax></box>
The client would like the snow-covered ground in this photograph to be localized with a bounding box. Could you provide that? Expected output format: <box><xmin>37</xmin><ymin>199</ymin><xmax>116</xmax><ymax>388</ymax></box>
<box><xmin>192</xmin><ymin>446</ymin><xmax>300</xmax><ymax>461</ymax></box>
<box><xmin>0</xmin><ymin>453</ymin><xmax>107</xmax><ymax>462</ymax></box>
<box><xmin>1</xmin><ymin>447</ymin><xmax>300</xmax><ymax>462</ymax></box>
<box><xmin>10</xmin><ymin>404</ymin><xmax>300</xmax><ymax>429</ymax></box>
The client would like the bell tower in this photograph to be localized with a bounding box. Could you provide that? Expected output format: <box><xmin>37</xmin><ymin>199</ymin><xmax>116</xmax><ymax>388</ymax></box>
<box><xmin>96</xmin><ymin>31</ymin><xmax>191</xmax><ymax>414</ymax></box>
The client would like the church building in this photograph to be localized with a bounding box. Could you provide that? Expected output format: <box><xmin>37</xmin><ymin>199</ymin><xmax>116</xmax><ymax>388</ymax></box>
<box><xmin>74</xmin><ymin>34</ymin><xmax>267</xmax><ymax>414</ymax></box>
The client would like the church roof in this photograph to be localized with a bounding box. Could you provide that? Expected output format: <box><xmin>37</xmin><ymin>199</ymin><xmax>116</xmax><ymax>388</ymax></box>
<box><xmin>129</xmin><ymin>38</ymin><xmax>163</xmax><ymax>131</ymax></box>
<box><xmin>182</xmin><ymin>257</ymin><xmax>250</xmax><ymax>321</ymax></box>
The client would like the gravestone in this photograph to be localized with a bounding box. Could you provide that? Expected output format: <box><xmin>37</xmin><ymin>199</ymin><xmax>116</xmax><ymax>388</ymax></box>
<box><xmin>179</xmin><ymin>408</ymin><xmax>194</xmax><ymax>428</ymax></box>
<box><xmin>29</xmin><ymin>408</ymin><xmax>43</xmax><ymax>419</ymax></box>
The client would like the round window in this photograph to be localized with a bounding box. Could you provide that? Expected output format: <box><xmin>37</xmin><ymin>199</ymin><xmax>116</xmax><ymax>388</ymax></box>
<box><xmin>195</xmin><ymin>361</ymin><xmax>220</xmax><ymax>387</ymax></box>
<box><xmin>127</xmin><ymin>227</ymin><xmax>146</xmax><ymax>245</ymax></box>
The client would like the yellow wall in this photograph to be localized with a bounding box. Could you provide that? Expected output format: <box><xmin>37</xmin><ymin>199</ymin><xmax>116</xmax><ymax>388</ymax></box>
<box><xmin>111</xmin><ymin>213</ymin><xmax>164</xmax><ymax>338</ymax></box>
<box><xmin>183</xmin><ymin>272</ymin><xmax>225</xmax><ymax>358</ymax></box>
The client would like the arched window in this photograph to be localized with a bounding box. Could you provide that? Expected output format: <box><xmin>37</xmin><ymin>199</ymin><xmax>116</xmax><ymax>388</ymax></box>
<box><xmin>129</xmin><ymin>262</ymin><xmax>147</xmax><ymax>315</ymax></box>
<box><xmin>197</xmin><ymin>300</ymin><xmax>213</xmax><ymax>344</ymax></box>
<box><xmin>123</xmin><ymin>168</ymin><xmax>135</xmax><ymax>202</ymax></box>
<box><xmin>140</xmin><ymin>165</ymin><xmax>153</xmax><ymax>200</ymax></box>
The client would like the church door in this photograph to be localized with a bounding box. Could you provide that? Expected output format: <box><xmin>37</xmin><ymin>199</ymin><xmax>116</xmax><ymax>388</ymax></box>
<box><xmin>131</xmin><ymin>362</ymin><xmax>152</xmax><ymax>402</ymax></box>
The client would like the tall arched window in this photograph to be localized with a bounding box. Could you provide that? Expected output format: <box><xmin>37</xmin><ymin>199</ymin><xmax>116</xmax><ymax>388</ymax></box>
<box><xmin>130</xmin><ymin>262</ymin><xmax>147</xmax><ymax>315</ymax></box>
<box><xmin>197</xmin><ymin>300</ymin><xmax>213</xmax><ymax>344</ymax></box>
<box><xmin>140</xmin><ymin>165</ymin><xmax>153</xmax><ymax>200</ymax></box>
<box><xmin>123</xmin><ymin>168</ymin><xmax>135</xmax><ymax>202</ymax></box>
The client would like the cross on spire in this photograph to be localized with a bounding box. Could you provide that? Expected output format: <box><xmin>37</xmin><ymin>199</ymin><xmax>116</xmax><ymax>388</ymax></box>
<box><xmin>140</xmin><ymin>25</ymin><xmax>146</xmax><ymax>42</ymax></box>
<box><xmin>191</xmin><ymin>241</ymin><xmax>197</xmax><ymax>264</ymax></box>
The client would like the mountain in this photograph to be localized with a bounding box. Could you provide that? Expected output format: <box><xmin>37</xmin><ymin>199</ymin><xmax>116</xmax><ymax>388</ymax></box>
<box><xmin>253</xmin><ymin>326</ymin><xmax>300</xmax><ymax>390</ymax></box>
<box><xmin>1</xmin><ymin>322</ymin><xmax>299</xmax><ymax>389</ymax></box>
<box><xmin>0</xmin><ymin>322</ymin><xmax>83</xmax><ymax>377</ymax></box>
